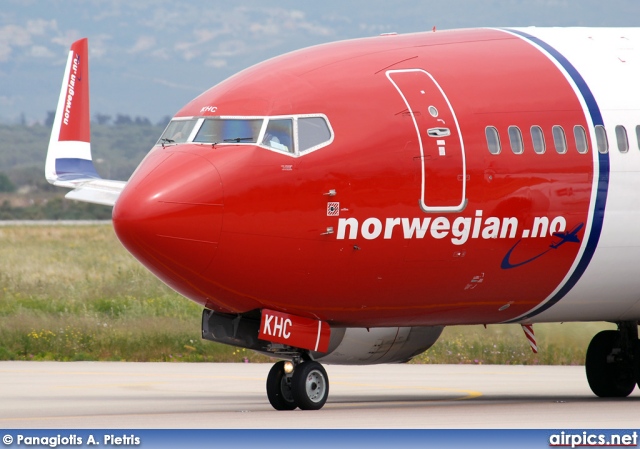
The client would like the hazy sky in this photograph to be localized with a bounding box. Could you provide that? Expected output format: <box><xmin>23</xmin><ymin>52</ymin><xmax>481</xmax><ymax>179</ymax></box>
<box><xmin>2</xmin><ymin>0</ymin><xmax>640</xmax><ymax>124</ymax></box>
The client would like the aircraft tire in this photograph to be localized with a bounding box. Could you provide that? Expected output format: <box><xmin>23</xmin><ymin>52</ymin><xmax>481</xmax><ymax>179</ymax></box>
<box><xmin>637</xmin><ymin>342</ymin><xmax>640</xmax><ymax>388</ymax></box>
<box><xmin>586</xmin><ymin>330</ymin><xmax>635</xmax><ymax>398</ymax></box>
<box><xmin>291</xmin><ymin>361</ymin><xmax>329</xmax><ymax>410</ymax></box>
<box><xmin>266</xmin><ymin>361</ymin><xmax>297</xmax><ymax>411</ymax></box>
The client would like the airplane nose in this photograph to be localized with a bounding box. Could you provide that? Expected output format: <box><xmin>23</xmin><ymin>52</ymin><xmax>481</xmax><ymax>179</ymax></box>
<box><xmin>112</xmin><ymin>150</ymin><xmax>223</xmax><ymax>284</ymax></box>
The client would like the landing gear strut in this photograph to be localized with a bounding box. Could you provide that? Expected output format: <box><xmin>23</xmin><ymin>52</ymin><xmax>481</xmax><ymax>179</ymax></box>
<box><xmin>585</xmin><ymin>322</ymin><xmax>638</xmax><ymax>397</ymax></box>
<box><xmin>266</xmin><ymin>358</ymin><xmax>329</xmax><ymax>410</ymax></box>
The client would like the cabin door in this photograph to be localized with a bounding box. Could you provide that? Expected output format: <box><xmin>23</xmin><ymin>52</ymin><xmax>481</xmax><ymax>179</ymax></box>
<box><xmin>386</xmin><ymin>69</ymin><xmax>466</xmax><ymax>212</ymax></box>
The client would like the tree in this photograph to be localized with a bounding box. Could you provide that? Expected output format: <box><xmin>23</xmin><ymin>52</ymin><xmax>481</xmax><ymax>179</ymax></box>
<box><xmin>114</xmin><ymin>114</ymin><xmax>133</xmax><ymax>125</ymax></box>
<box><xmin>134</xmin><ymin>116</ymin><xmax>151</xmax><ymax>126</ymax></box>
<box><xmin>45</xmin><ymin>111</ymin><xmax>55</xmax><ymax>128</ymax></box>
<box><xmin>0</xmin><ymin>173</ymin><xmax>16</xmax><ymax>192</ymax></box>
<box><xmin>94</xmin><ymin>113</ymin><xmax>112</xmax><ymax>125</ymax></box>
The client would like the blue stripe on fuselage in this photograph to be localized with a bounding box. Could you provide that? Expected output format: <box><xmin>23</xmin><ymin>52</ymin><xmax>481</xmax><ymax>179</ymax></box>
<box><xmin>503</xmin><ymin>28</ymin><xmax>609</xmax><ymax>321</ymax></box>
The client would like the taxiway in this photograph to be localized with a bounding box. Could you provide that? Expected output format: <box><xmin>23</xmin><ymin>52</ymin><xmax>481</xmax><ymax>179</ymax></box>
<box><xmin>1</xmin><ymin>362</ymin><xmax>637</xmax><ymax>428</ymax></box>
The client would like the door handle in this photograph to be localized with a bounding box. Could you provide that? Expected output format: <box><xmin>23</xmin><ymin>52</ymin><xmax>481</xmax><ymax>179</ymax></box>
<box><xmin>427</xmin><ymin>127</ymin><xmax>451</xmax><ymax>137</ymax></box>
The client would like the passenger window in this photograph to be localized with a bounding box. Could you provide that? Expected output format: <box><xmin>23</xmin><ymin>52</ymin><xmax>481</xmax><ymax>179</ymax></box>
<box><xmin>298</xmin><ymin>117</ymin><xmax>332</xmax><ymax>152</ymax></box>
<box><xmin>157</xmin><ymin>119</ymin><xmax>198</xmax><ymax>145</ymax></box>
<box><xmin>262</xmin><ymin>119</ymin><xmax>294</xmax><ymax>153</ymax></box>
<box><xmin>615</xmin><ymin>125</ymin><xmax>629</xmax><ymax>153</ymax></box>
<box><xmin>531</xmin><ymin>126</ymin><xmax>546</xmax><ymax>154</ymax></box>
<box><xmin>508</xmin><ymin>126</ymin><xmax>524</xmax><ymax>154</ymax></box>
<box><xmin>552</xmin><ymin>125</ymin><xmax>567</xmax><ymax>154</ymax></box>
<box><xmin>574</xmin><ymin>125</ymin><xmax>588</xmax><ymax>154</ymax></box>
<box><xmin>595</xmin><ymin>125</ymin><xmax>609</xmax><ymax>154</ymax></box>
<box><xmin>485</xmin><ymin>126</ymin><xmax>501</xmax><ymax>154</ymax></box>
<box><xmin>193</xmin><ymin>118</ymin><xmax>263</xmax><ymax>143</ymax></box>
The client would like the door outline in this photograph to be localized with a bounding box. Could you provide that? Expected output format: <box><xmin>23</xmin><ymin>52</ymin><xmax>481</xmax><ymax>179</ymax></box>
<box><xmin>386</xmin><ymin>69</ymin><xmax>467</xmax><ymax>213</ymax></box>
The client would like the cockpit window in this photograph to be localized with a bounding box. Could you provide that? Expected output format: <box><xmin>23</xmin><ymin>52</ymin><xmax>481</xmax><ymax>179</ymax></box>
<box><xmin>298</xmin><ymin>117</ymin><xmax>332</xmax><ymax>152</ymax></box>
<box><xmin>156</xmin><ymin>114</ymin><xmax>333</xmax><ymax>157</ymax></box>
<box><xmin>157</xmin><ymin>119</ymin><xmax>197</xmax><ymax>144</ymax></box>
<box><xmin>193</xmin><ymin>118</ymin><xmax>263</xmax><ymax>144</ymax></box>
<box><xmin>262</xmin><ymin>119</ymin><xmax>294</xmax><ymax>153</ymax></box>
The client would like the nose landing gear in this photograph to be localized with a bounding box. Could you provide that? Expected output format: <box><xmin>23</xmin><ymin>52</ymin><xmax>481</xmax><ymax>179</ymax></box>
<box><xmin>266</xmin><ymin>359</ymin><xmax>329</xmax><ymax>410</ymax></box>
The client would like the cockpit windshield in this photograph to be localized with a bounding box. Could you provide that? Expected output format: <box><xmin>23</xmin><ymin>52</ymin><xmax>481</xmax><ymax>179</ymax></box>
<box><xmin>193</xmin><ymin>118</ymin><xmax>263</xmax><ymax>144</ymax></box>
<box><xmin>156</xmin><ymin>114</ymin><xmax>333</xmax><ymax>157</ymax></box>
<box><xmin>157</xmin><ymin>119</ymin><xmax>197</xmax><ymax>145</ymax></box>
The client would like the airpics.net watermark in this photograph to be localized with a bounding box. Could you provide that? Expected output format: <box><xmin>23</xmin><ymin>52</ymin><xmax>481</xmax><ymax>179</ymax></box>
<box><xmin>2</xmin><ymin>434</ymin><xmax>140</xmax><ymax>447</ymax></box>
<box><xmin>550</xmin><ymin>431</ymin><xmax>638</xmax><ymax>448</ymax></box>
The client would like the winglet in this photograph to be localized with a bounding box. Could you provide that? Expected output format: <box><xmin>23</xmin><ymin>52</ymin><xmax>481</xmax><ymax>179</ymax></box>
<box><xmin>45</xmin><ymin>38</ymin><xmax>125</xmax><ymax>207</ymax></box>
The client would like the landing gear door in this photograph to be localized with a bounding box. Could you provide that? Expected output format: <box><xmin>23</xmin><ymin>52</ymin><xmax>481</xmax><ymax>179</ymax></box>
<box><xmin>386</xmin><ymin>69</ymin><xmax>467</xmax><ymax>213</ymax></box>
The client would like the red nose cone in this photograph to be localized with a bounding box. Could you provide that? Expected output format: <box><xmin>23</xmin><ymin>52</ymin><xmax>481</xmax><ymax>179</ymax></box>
<box><xmin>113</xmin><ymin>150</ymin><xmax>223</xmax><ymax>289</ymax></box>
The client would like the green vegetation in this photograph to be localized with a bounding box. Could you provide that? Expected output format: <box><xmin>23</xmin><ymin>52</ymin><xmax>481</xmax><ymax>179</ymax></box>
<box><xmin>0</xmin><ymin>119</ymin><xmax>167</xmax><ymax>219</ymax></box>
<box><xmin>0</xmin><ymin>118</ymin><xmax>166</xmax><ymax>177</ymax></box>
<box><xmin>0</xmin><ymin>198</ymin><xmax>113</xmax><ymax>220</ymax></box>
<box><xmin>0</xmin><ymin>224</ymin><xmax>270</xmax><ymax>362</ymax></box>
<box><xmin>413</xmin><ymin>321</ymin><xmax>614</xmax><ymax>365</ymax></box>
<box><xmin>0</xmin><ymin>173</ymin><xmax>15</xmax><ymax>192</ymax></box>
<box><xmin>0</xmin><ymin>224</ymin><xmax>613</xmax><ymax>364</ymax></box>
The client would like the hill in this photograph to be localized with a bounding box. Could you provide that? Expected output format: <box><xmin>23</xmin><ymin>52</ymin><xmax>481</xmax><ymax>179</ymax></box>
<box><xmin>0</xmin><ymin>119</ymin><xmax>167</xmax><ymax>219</ymax></box>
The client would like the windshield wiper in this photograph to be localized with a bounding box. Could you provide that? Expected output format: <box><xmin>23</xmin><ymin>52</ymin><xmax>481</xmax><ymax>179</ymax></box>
<box><xmin>223</xmin><ymin>137</ymin><xmax>253</xmax><ymax>143</ymax></box>
<box><xmin>159</xmin><ymin>137</ymin><xmax>176</xmax><ymax>148</ymax></box>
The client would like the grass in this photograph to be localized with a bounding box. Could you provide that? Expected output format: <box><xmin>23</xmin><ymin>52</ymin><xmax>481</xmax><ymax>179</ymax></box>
<box><xmin>411</xmin><ymin>322</ymin><xmax>614</xmax><ymax>366</ymax></box>
<box><xmin>0</xmin><ymin>224</ymin><xmax>271</xmax><ymax>362</ymax></box>
<box><xmin>0</xmin><ymin>224</ymin><xmax>613</xmax><ymax>364</ymax></box>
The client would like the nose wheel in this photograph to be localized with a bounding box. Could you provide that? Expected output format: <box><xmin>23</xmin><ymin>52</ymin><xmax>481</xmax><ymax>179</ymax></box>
<box><xmin>266</xmin><ymin>361</ymin><xmax>297</xmax><ymax>410</ymax></box>
<box><xmin>266</xmin><ymin>360</ymin><xmax>329</xmax><ymax>410</ymax></box>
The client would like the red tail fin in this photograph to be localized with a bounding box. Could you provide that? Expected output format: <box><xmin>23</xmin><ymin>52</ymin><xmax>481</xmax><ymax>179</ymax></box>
<box><xmin>58</xmin><ymin>38</ymin><xmax>90</xmax><ymax>143</ymax></box>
